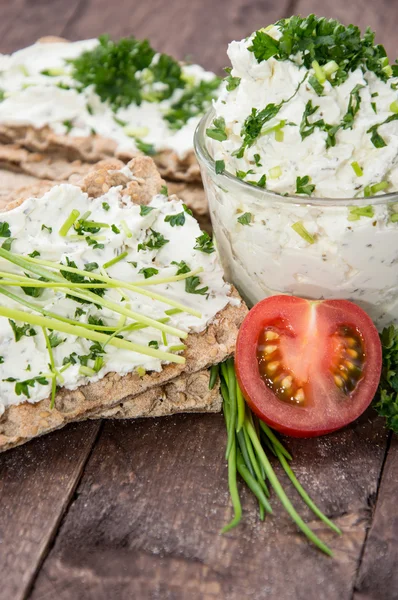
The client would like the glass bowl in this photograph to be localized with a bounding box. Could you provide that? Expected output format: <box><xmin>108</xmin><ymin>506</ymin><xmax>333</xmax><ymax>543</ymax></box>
<box><xmin>194</xmin><ymin>108</ymin><xmax>398</xmax><ymax>330</ymax></box>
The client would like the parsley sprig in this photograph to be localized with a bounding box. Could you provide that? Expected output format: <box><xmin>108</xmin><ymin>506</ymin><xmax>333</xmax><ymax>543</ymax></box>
<box><xmin>374</xmin><ymin>325</ymin><xmax>398</xmax><ymax>433</ymax></box>
<box><xmin>248</xmin><ymin>16</ymin><xmax>390</xmax><ymax>84</ymax></box>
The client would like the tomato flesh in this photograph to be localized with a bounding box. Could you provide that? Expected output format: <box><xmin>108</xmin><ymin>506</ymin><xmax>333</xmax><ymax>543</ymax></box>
<box><xmin>235</xmin><ymin>296</ymin><xmax>382</xmax><ymax>437</ymax></box>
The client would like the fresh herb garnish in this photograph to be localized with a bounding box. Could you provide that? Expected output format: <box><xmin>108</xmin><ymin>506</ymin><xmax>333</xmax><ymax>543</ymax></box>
<box><xmin>0</xmin><ymin>222</ymin><xmax>11</xmax><ymax>238</ymax></box>
<box><xmin>48</xmin><ymin>332</ymin><xmax>65</xmax><ymax>348</ymax></box>
<box><xmin>164</xmin><ymin>211</ymin><xmax>186</xmax><ymax>227</ymax></box>
<box><xmin>1</xmin><ymin>238</ymin><xmax>13</xmax><ymax>251</ymax></box>
<box><xmin>348</xmin><ymin>205</ymin><xmax>375</xmax><ymax>221</ymax></box>
<box><xmin>163</xmin><ymin>78</ymin><xmax>221</xmax><ymax>130</ymax></box>
<box><xmin>102</xmin><ymin>202</ymin><xmax>110</xmax><ymax>211</ymax></box>
<box><xmin>248</xmin><ymin>16</ymin><xmax>390</xmax><ymax>84</ymax></box>
<box><xmin>63</xmin><ymin>120</ymin><xmax>73</xmax><ymax>133</ymax></box>
<box><xmin>86</xmin><ymin>237</ymin><xmax>105</xmax><ymax>250</ymax></box>
<box><xmin>41</xmin><ymin>224</ymin><xmax>52</xmax><ymax>233</ymax></box>
<box><xmin>206</xmin><ymin>116</ymin><xmax>228</xmax><ymax>141</ymax></box>
<box><xmin>140</xmin><ymin>205</ymin><xmax>156</xmax><ymax>216</ymax></box>
<box><xmin>160</xmin><ymin>185</ymin><xmax>168</xmax><ymax>196</ymax></box>
<box><xmin>367</xmin><ymin>113</ymin><xmax>398</xmax><ymax>148</ymax></box>
<box><xmin>215</xmin><ymin>159</ymin><xmax>225</xmax><ymax>174</ymax></box>
<box><xmin>185</xmin><ymin>276</ymin><xmax>208</xmax><ymax>295</ymax></box>
<box><xmin>148</xmin><ymin>340</ymin><xmax>159</xmax><ymax>349</ymax></box>
<box><xmin>139</xmin><ymin>267</ymin><xmax>159</xmax><ymax>279</ymax></box>
<box><xmin>308</xmin><ymin>75</ymin><xmax>324</xmax><ymax>96</ymax></box>
<box><xmin>291</xmin><ymin>222</ymin><xmax>316</xmax><ymax>244</ymax></box>
<box><xmin>88</xmin><ymin>315</ymin><xmax>104</xmax><ymax>327</ymax></box>
<box><xmin>237</xmin><ymin>212</ymin><xmax>252</xmax><ymax>225</ymax></box>
<box><xmin>374</xmin><ymin>325</ymin><xmax>398</xmax><ymax>433</ymax></box>
<box><xmin>84</xmin><ymin>262</ymin><xmax>99</xmax><ymax>272</ymax></box>
<box><xmin>3</xmin><ymin>375</ymin><xmax>48</xmax><ymax>399</ymax></box>
<box><xmin>28</xmin><ymin>250</ymin><xmax>40</xmax><ymax>258</ymax></box>
<box><xmin>194</xmin><ymin>232</ymin><xmax>215</xmax><ymax>254</ymax></box>
<box><xmin>296</xmin><ymin>176</ymin><xmax>315</xmax><ymax>196</ymax></box>
<box><xmin>224</xmin><ymin>67</ymin><xmax>241</xmax><ymax>91</ymax></box>
<box><xmin>111</xmin><ymin>224</ymin><xmax>120</xmax><ymax>234</ymax></box>
<box><xmin>138</xmin><ymin>229</ymin><xmax>169</xmax><ymax>251</ymax></box>
<box><xmin>8</xmin><ymin>320</ymin><xmax>36</xmax><ymax>342</ymax></box>
<box><xmin>135</xmin><ymin>138</ymin><xmax>156</xmax><ymax>155</ymax></box>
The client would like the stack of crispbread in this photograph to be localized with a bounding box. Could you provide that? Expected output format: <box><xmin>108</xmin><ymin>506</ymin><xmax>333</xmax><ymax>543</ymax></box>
<box><xmin>0</xmin><ymin>156</ymin><xmax>247</xmax><ymax>452</ymax></box>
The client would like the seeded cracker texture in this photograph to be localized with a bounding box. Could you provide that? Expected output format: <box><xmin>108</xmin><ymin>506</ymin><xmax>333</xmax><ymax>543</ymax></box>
<box><xmin>0</xmin><ymin>156</ymin><xmax>247</xmax><ymax>452</ymax></box>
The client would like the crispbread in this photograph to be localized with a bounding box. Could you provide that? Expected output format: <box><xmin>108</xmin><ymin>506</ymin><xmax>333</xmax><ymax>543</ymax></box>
<box><xmin>0</xmin><ymin>145</ymin><xmax>210</xmax><ymax>228</ymax></box>
<box><xmin>0</xmin><ymin>157</ymin><xmax>247</xmax><ymax>452</ymax></box>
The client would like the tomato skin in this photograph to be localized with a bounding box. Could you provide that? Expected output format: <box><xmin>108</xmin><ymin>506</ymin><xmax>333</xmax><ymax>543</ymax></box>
<box><xmin>235</xmin><ymin>296</ymin><xmax>382</xmax><ymax>438</ymax></box>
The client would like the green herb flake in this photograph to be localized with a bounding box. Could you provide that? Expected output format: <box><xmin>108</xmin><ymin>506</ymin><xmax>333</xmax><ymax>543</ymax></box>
<box><xmin>0</xmin><ymin>222</ymin><xmax>11</xmax><ymax>238</ymax></box>
<box><xmin>163</xmin><ymin>77</ymin><xmax>220</xmax><ymax>131</ymax></box>
<box><xmin>160</xmin><ymin>185</ymin><xmax>168</xmax><ymax>196</ymax></box>
<box><xmin>48</xmin><ymin>332</ymin><xmax>65</xmax><ymax>348</ymax></box>
<box><xmin>41</xmin><ymin>224</ymin><xmax>52</xmax><ymax>233</ymax></box>
<box><xmin>348</xmin><ymin>205</ymin><xmax>375</xmax><ymax>221</ymax></box>
<box><xmin>373</xmin><ymin>325</ymin><xmax>398</xmax><ymax>433</ymax></box>
<box><xmin>253</xmin><ymin>153</ymin><xmax>262</xmax><ymax>167</ymax></box>
<box><xmin>8</xmin><ymin>319</ymin><xmax>37</xmax><ymax>342</ymax></box>
<box><xmin>111</xmin><ymin>224</ymin><xmax>120</xmax><ymax>234</ymax></box>
<box><xmin>139</xmin><ymin>267</ymin><xmax>159</xmax><ymax>279</ymax></box>
<box><xmin>28</xmin><ymin>250</ymin><xmax>40</xmax><ymax>258</ymax></box>
<box><xmin>102</xmin><ymin>202</ymin><xmax>110</xmax><ymax>211</ymax></box>
<box><xmin>148</xmin><ymin>340</ymin><xmax>159</xmax><ymax>349</ymax></box>
<box><xmin>367</xmin><ymin>113</ymin><xmax>398</xmax><ymax>148</ymax></box>
<box><xmin>194</xmin><ymin>232</ymin><xmax>215</xmax><ymax>254</ymax></box>
<box><xmin>137</xmin><ymin>229</ymin><xmax>169</xmax><ymax>252</ymax></box>
<box><xmin>164</xmin><ymin>211</ymin><xmax>185</xmax><ymax>227</ymax></box>
<box><xmin>135</xmin><ymin>138</ymin><xmax>156</xmax><ymax>155</ymax></box>
<box><xmin>237</xmin><ymin>212</ymin><xmax>252</xmax><ymax>225</ymax></box>
<box><xmin>215</xmin><ymin>159</ymin><xmax>225</xmax><ymax>174</ymax></box>
<box><xmin>291</xmin><ymin>221</ymin><xmax>316</xmax><ymax>244</ymax></box>
<box><xmin>224</xmin><ymin>67</ymin><xmax>241</xmax><ymax>91</ymax></box>
<box><xmin>185</xmin><ymin>275</ymin><xmax>208</xmax><ymax>296</ymax></box>
<box><xmin>308</xmin><ymin>75</ymin><xmax>324</xmax><ymax>96</ymax></box>
<box><xmin>206</xmin><ymin>116</ymin><xmax>228</xmax><ymax>142</ymax></box>
<box><xmin>296</xmin><ymin>175</ymin><xmax>315</xmax><ymax>196</ymax></box>
<box><xmin>140</xmin><ymin>205</ymin><xmax>156</xmax><ymax>216</ymax></box>
<box><xmin>6</xmin><ymin>376</ymin><xmax>49</xmax><ymax>399</ymax></box>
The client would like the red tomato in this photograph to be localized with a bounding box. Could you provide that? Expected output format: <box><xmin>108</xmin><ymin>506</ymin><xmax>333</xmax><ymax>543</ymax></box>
<box><xmin>235</xmin><ymin>295</ymin><xmax>382</xmax><ymax>437</ymax></box>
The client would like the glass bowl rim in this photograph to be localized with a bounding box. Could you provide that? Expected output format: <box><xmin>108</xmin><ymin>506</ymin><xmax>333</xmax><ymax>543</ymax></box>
<box><xmin>194</xmin><ymin>107</ymin><xmax>398</xmax><ymax>207</ymax></box>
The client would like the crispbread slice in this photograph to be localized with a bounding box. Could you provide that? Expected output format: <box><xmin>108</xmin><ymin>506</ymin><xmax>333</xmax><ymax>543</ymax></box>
<box><xmin>0</xmin><ymin>145</ymin><xmax>209</xmax><ymax>228</ymax></box>
<box><xmin>0</xmin><ymin>157</ymin><xmax>247</xmax><ymax>452</ymax></box>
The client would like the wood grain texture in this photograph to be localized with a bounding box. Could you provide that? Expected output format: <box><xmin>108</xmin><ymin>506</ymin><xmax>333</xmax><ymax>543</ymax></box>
<box><xmin>295</xmin><ymin>0</ymin><xmax>398</xmax><ymax>58</ymax></box>
<box><xmin>353</xmin><ymin>434</ymin><xmax>398</xmax><ymax>600</ymax></box>
<box><xmin>0</xmin><ymin>421</ymin><xmax>100</xmax><ymax>600</ymax></box>
<box><xmin>0</xmin><ymin>0</ymin><xmax>81</xmax><ymax>55</ymax></box>
<box><xmin>30</xmin><ymin>412</ymin><xmax>389</xmax><ymax>600</ymax></box>
<box><xmin>61</xmin><ymin>0</ymin><xmax>293</xmax><ymax>73</ymax></box>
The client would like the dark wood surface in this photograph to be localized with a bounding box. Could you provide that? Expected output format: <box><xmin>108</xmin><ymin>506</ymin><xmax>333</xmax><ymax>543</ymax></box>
<box><xmin>0</xmin><ymin>2</ymin><xmax>397</xmax><ymax>599</ymax></box>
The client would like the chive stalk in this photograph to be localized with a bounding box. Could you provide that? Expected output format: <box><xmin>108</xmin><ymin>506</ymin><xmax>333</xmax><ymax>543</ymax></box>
<box><xmin>351</xmin><ymin>161</ymin><xmax>363</xmax><ymax>177</ymax></box>
<box><xmin>0</xmin><ymin>305</ymin><xmax>185</xmax><ymax>364</ymax></box>
<box><xmin>312</xmin><ymin>60</ymin><xmax>326</xmax><ymax>83</ymax></box>
<box><xmin>59</xmin><ymin>209</ymin><xmax>80</xmax><ymax>237</ymax></box>
<box><xmin>221</xmin><ymin>399</ymin><xmax>242</xmax><ymax>533</ymax></box>
<box><xmin>291</xmin><ymin>222</ymin><xmax>316</xmax><ymax>244</ymax></box>
<box><xmin>103</xmin><ymin>251</ymin><xmax>128</xmax><ymax>269</ymax></box>
<box><xmin>42</xmin><ymin>327</ymin><xmax>57</xmax><ymax>408</ymax></box>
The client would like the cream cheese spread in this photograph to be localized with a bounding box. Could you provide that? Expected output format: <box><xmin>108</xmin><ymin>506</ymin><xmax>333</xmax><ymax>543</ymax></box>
<box><xmin>0</xmin><ymin>176</ymin><xmax>233</xmax><ymax>411</ymax></box>
<box><xmin>199</xmin><ymin>17</ymin><xmax>398</xmax><ymax>328</ymax></box>
<box><xmin>0</xmin><ymin>38</ymin><xmax>220</xmax><ymax>159</ymax></box>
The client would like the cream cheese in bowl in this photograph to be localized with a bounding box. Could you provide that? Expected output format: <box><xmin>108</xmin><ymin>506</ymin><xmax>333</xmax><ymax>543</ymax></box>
<box><xmin>195</xmin><ymin>16</ymin><xmax>398</xmax><ymax>329</ymax></box>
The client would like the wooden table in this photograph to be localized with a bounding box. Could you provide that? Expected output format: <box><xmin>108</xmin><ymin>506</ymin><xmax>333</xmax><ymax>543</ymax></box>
<box><xmin>0</xmin><ymin>2</ymin><xmax>397</xmax><ymax>598</ymax></box>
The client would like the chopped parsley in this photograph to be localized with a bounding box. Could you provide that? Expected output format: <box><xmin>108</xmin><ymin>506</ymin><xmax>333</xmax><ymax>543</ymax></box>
<box><xmin>8</xmin><ymin>320</ymin><xmax>36</xmax><ymax>342</ymax></box>
<box><xmin>111</xmin><ymin>224</ymin><xmax>120</xmax><ymax>234</ymax></box>
<box><xmin>70</xmin><ymin>35</ymin><xmax>183</xmax><ymax>109</ymax></box>
<box><xmin>224</xmin><ymin>67</ymin><xmax>241</xmax><ymax>91</ymax></box>
<box><xmin>308</xmin><ymin>75</ymin><xmax>324</xmax><ymax>96</ymax></box>
<box><xmin>48</xmin><ymin>332</ymin><xmax>65</xmax><ymax>348</ymax></box>
<box><xmin>84</xmin><ymin>262</ymin><xmax>99</xmax><ymax>272</ymax></box>
<box><xmin>248</xmin><ymin>16</ymin><xmax>390</xmax><ymax>84</ymax></box>
<box><xmin>296</xmin><ymin>176</ymin><xmax>315</xmax><ymax>196</ymax></box>
<box><xmin>138</xmin><ymin>229</ymin><xmax>169</xmax><ymax>251</ymax></box>
<box><xmin>88</xmin><ymin>315</ymin><xmax>104</xmax><ymax>327</ymax></box>
<box><xmin>139</xmin><ymin>267</ymin><xmax>159</xmax><ymax>279</ymax></box>
<box><xmin>0</xmin><ymin>356</ymin><xmax>4</xmax><ymax>364</ymax></box>
<box><xmin>237</xmin><ymin>212</ymin><xmax>252</xmax><ymax>225</ymax></box>
<box><xmin>374</xmin><ymin>325</ymin><xmax>398</xmax><ymax>433</ymax></box>
<box><xmin>215</xmin><ymin>159</ymin><xmax>225</xmax><ymax>174</ymax></box>
<box><xmin>41</xmin><ymin>224</ymin><xmax>52</xmax><ymax>233</ymax></box>
<box><xmin>194</xmin><ymin>232</ymin><xmax>215</xmax><ymax>254</ymax></box>
<box><xmin>102</xmin><ymin>202</ymin><xmax>110</xmax><ymax>211</ymax></box>
<box><xmin>140</xmin><ymin>205</ymin><xmax>156</xmax><ymax>216</ymax></box>
<box><xmin>3</xmin><ymin>376</ymin><xmax>48</xmax><ymax>399</ymax></box>
<box><xmin>148</xmin><ymin>340</ymin><xmax>159</xmax><ymax>349</ymax></box>
<box><xmin>164</xmin><ymin>211</ymin><xmax>186</xmax><ymax>227</ymax></box>
<box><xmin>28</xmin><ymin>250</ymin><xmax>40</xmax><ymax>258</ymax></box>
<box><xmin>253</xmin><ymin>153</ymin><xmax>262</xmax><ymax>167</ymax></box>
<box><xmin>236</xmin><ymin>169</ymin><xmax>254</xmax><ymax>180</ymax></box>
<box><xmin>163</xmin><ymin>78</ymin><xmax>221</xmax><ymax>130</ymax></box>
<box><xmin>185</xmin><ymin>275</ymin><xmax>208</xmax><ymax>296</ymax></box>
<box><xmin>86</xmin><ymin>237</ymin><xmax>105</xmax><ymax>250</ymax></box>
<box><xmin>206</xmin><ymin>116</ymin><xmax>228</xmax><ymax>141</ymax></box>
<box><xmin>172</xmin><ymin>260</ymin><xmax>190</xmax><ymax>275</ymax></box>
<box><xmin>135</xmin><ymin>138</ymin><xmax>156</xmax><ymax>156</ymax></box>
<box><xmin>1</xmin><ymin>238</ymin><xmax>13</xmax><ymax>251</ymax></box>
<box><xmin>367</xmin><ymin>113</ymin><xmax>398</xmax><ymax>148</ymax></box>
<box><xmin>0</xmin><ymin>222</ymin><xmax>11</xmax><ymax>238</ymax></box>
<box><xmin>160</xmin><ymin>185</ymin><xmax>168</xmax><ymax>196</ymax></box>
<box><xmin>63</xmin><ymin>120</ymin><xmax>73</xmax><ymax>133</ymax></box>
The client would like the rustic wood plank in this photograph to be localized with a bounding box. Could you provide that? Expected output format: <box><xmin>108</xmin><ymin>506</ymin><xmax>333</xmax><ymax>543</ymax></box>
<box><xmin>353</xmin><ymin>434</ymin><xmax>398</xmax><ymax>600</ymax></box>
<box><xmin>60</xmin><ymin>0</ymin><xmax>293</xmax><ymax>73</ymax></box>
<box><xmin>30</xmin><ymin>411</ymin><xmax>388</xmax><ymax>600</ymax></box>
<box><xmin>294</xmin><ymin>0</ymin><xmax>397</xmax><ymax>58</ymax></box>
<box><xmin>0</xmin><ymin>0</ymin><xmax>81</xmax><ymax>55</ymax></box>
<box><xmin>0</xmin><ymin>421</ymin><xmax>100</xmax><ymax>600</ymax></box>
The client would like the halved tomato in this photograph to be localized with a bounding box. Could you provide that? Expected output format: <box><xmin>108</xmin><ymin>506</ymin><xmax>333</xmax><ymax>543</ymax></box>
<box><xmin>235</xmin><ymin>295</ymin><xmax>382</xmax><ymax>437</ymax></box>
